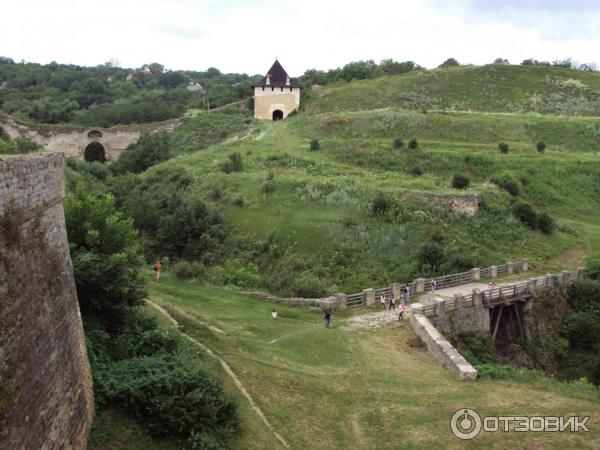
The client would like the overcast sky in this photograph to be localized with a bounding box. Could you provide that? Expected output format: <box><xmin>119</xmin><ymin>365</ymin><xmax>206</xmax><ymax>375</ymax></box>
<box><xmin>2</xmin><ymin>0</ymin><xmax>600</xmax><ymax>75</ymax></box>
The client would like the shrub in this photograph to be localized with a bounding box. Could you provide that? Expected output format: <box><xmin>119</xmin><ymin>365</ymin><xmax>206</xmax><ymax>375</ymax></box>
<box><xmin>409</xmin><ymin>165</ymin><xmax>423</xmax><ymax>177</ymax></box>
<box><xmin>173</xmin><ymin>260</ymin><xmax>206</xmax><ymax>280</ymax></box>
<box><xmin>536</xmin><ymin>141</ymin><xmax>546</xmax><ymax>153</ymax></box>
<box><xmin>491</xmin><ymin>175</ymin><xmax>520</xmax><ymax>196</ymax></box>
<box><xmin>408</xmin><ymin>138</ymin><xmax>418</xmax><ymax>149</ymax></box>
<box><xmin>452</xmin><ymin>332</ymin><xmax>495</xmax><ymax>365</ymax></box>
<box><xmin>439</xmin><ymin>58</ymin><xmax>459</xmax><ymax>68</ymax></box>
<box><xmin>498</xmin><ymin>142</ymin><xmax>509</xmax><ymax>154</ymax></box>
<box><xmin>418</xmin><ymin>242</ymin><xmax>445</xmax><ymax>272</ymax></box>
<box><xmin>262</xmin><ymin>177</ymin><xmax>276</xmax><ymax>194</ymax></box>
<box><xmin>392</xmin><ymin>137</ymin><xmax>404</xmax><ymax>149</ymax></box>
<box><xmin>228</xmin><ymin>152</ymin><xmax>243</xmax><ymax>172</ymax></box>
<box><xmin>111</xmin><ymin>133</ymin><xmax>171</xmax><ymax>175</ymax></box>
<box><xmin>94</xmin><ymin>355</ymin><xmax>238</xmax><ymax>448</ymax></box>
<box><xmin>537</xmin><ymin>212</ymin><xmax>554</xmax><ymax>234</ymax></box>
<box><xmin>370</xmin><ymin>192</ymin><xmax>391</xmax><ymax>216</ymax></box>
<box><xmin>586</xmin><ymin>254</ymin><xmax>600</xmax><ymax>280</ymax></box>
<box><xmin>451</xmin><ymin>173</ymin><xmax>470</xmax><ymax>189</ymax></box>
<box><xmin>232</xmin><ymin>196</ymin><xmax>245</xmax><ymax>207</ymax></box>
<box><xmin>566</xmin><ymin>280</ymin><xmax>600</xmax><ymax>311</ymax></box>
<box><xmin>512</xmin><ymin>202</ymin><xmax>538</xmax><ymax>229</ymax></box>
<box><xmin>309</xmin><ymin>139</ymin><xmax>320</xmax><ymax>151</ymax></box>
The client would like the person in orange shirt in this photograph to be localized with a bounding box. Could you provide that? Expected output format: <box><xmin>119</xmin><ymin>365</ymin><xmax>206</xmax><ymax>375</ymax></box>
<box><xmin>153</xmin><ymin>260</ymin><xmax>161</xmax><ymax>283</ymax></box>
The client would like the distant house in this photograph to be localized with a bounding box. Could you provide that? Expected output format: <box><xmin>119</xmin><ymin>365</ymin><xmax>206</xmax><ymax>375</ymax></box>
<box><xmin>253</xmin><ymin>60</ymin><xmax>300</xmax><ymax>121</ymax></box>
<box><xmin>187</xmin><ymin>82</ymin><xmax>205</xmax><ymax>93</ymax></box>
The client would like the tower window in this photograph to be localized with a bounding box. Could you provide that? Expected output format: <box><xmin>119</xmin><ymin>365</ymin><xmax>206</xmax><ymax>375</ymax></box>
<box><xmin>262</xmin><ymin>87</ymin><xmax>264</xmax><ymax>91</ymax></box>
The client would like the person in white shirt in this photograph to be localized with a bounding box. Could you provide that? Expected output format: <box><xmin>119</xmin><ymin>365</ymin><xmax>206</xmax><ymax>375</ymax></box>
<box><xmin>272</xmin><ymin>309</ymin><xmax>278</xmax><ymax>319</ymax></box>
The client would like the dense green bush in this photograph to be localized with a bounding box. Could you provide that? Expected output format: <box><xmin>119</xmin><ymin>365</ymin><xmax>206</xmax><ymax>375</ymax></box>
<box><xmin>173</xmin><ymin>260</ymin><xmax>206</xmax><ymax>280</ymax></box>
<box><xmin>66</xmin><ymin>183</ymin><xmax>238</xmax><ymax>448</ymax></box>
<box><xmin>537</xmin><ymin>212</ymin><xmax>554</xmax><ymax>234</ymax></box>
<box><xmin>94</xmin><ymin>354</ymin><xmax>237</xmax><ymax>449</ymax></box>
<box><xmin>309</xmin><ymin>139</ymin><xmax>321</xmax><ymax>151</ymax></box>
<box><xmin>370</xmin><ymin>192</ymin><xmax>391</xmax><ymax>216</ymax></box>
<box><xmin>222</xmin><ymin>152</ymin><xmax>243</xmax><ymax>173</ymax></box>
<box><xmin>392</xmin><ymin>137</ymin><xmax>404</xmax><ymax>149</ymax></box>
<box><xmin>408</xmin><ymin>138</ymin><xmax>418</xmax><ymax>149</ymax></box>
<box><xmin>66</xmin><ymin>157</ymin><xmax>113</xmax><ymax>180</ymax></box>
<box><xmin>585</xmin><ymin>254</ymin><xmax>600</xmax><ymax>280</ymax></box>
<box><xmin>109</xmin><ymin>167</ymin><xmax>228</xmax><ymax>262</ymax></box>
<box><xmin>498</xmin><ymin>142</ymin><xmax>510</xmax><ymax>154</ymax></box>
<box><xmin>536</xmin><ymin>141</ymin><xmax>546</xmax><ymax>153</ymax></box>
<box><xmin>451</xmin><ymin>332</ymin><xmax>495</xmax><ymax>365</ymax></box>
<box><xmin>65</xmin><ymin>186</ymin><xmax>146</xmax><ymax>331</ymax></box>
<box><xmin>451</xmin><ymin>173</ymin><xmax>470</xmax><ymax>189</ymax></box>
<box><xmin>491</xmin><ymin>175</ymin><xmax>520</xmax><ymax>196</ymax></box>
<box><xmin>512</xmin><ymin>201</ymin><xmax>538</xmax><ymax>229</ymax></box>
<box><xmin>111</xmin><ymin>133</ymin><xmax>171</xmax><ymax>175</ymax></box>
<box><xmin>262</xmin><ymin>170</ymin><xmax>276</xmax><ymax>193</ymax></box>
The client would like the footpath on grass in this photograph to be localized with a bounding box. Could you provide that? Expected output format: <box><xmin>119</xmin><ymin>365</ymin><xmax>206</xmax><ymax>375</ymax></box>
<box><xmin>144</xmin><ymin>299</ymin><xmax>290</xmax><ymax>449</ymax></box>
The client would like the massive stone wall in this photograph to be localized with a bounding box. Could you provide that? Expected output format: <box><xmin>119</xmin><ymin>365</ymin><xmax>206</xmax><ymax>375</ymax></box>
<box><xmin>0</xmin><ymin>153</ymin><xmax>94</xmax><ymax>449</ymax></box>
<box><xmin>0</xmin><ymin>113</ymin><xmax>180</xmax><ymax>161</ymax></box>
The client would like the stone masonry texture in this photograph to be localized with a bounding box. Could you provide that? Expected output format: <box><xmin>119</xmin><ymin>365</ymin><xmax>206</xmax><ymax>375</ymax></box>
<box><xmin>0</xmin><ymin>153</ymin><xmax>94</xmax><ymax>450</ymax></box>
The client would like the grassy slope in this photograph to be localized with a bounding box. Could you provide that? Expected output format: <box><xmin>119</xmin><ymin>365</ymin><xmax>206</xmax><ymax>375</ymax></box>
<box><xmin>144</xmin><ymin>97</ymin><xmax>600</xmax><ymax>292</ymax></box>
<box><xmin>305</xmin><ymin>64</ymin><xmax>600</xmax><ymax>116</ymax></box>
<box><xmin>145</xmin><ymin>274</ymin><xmax>600</xmax><ymax>449</ymax></box>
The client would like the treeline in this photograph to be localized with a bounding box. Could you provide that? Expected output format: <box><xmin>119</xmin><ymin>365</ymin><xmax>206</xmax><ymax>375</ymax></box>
<box><xmin>0</xmin><ymin>57</ymin><xmax>260</xmax><ymax>126</ymax></box>
<box><xmin>300</xmin><ymin>59</ymin><xmax>422</xmax><ymax>87</ymax></box>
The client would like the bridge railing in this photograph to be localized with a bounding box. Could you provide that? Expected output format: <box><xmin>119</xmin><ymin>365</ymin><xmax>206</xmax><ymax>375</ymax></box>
<box><xmin>413</xmin><ymin>268</ymin><xmax>585</xmax><ymax>318</ymax></box>
<box><xmin>338</xmin><ymin>259</ymin><xmax>530</xmax><ymax>308</ymax></box>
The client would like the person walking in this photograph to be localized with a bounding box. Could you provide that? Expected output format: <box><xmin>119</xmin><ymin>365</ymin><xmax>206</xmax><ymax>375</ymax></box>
<box><xmin>404</xmin><ymin>286</ymin><xmax>410</xmax><ymax>303</ymax></box>
<box><xmin>272</xmin><ymin>309</ymin><xmax>278</xmax><ymax>320</ymax></box>
<box><xmin>388</xmin><ymin>294</ymin><xmax>396</xmax><ymax>311</ymax></box>
<box><xmin>380</xmin><ymin>294</ymin><xmax>386</xmax><ymax>310</ymax></box>
<box><xmin>153</xmin><ymin>260</ymin><xmax>162</xmax><ymax>283</ymax></box>
<box><xmin>431</xmin><ymin>277</ymin><xmax>437</xmax><ymax>293</ymax></box>
<box><xmin>398</xmin><ymin>302</ymin><xmax>405</xmax><ymax>320</ymax></box>
<box><xmin>324</xmin><ymin>309</ymin><xmax>332</xmax><ymax>328</ymax></box>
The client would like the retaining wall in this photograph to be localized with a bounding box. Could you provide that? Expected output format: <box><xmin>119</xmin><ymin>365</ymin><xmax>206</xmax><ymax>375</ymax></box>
<box><xmin>409</xmin><ymin>311</ymin><xmax>477</xmax><ymax>381</ymax></box>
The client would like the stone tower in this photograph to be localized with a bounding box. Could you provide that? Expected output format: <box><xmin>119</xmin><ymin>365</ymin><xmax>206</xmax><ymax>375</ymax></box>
<box><xmin>253</xmin><ymin>60</ymin><xmax>300</xmax><ymax>120</ymax></box>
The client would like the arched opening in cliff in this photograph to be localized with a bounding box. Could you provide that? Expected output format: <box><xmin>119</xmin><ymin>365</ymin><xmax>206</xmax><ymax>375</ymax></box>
<box><xmin>84</xmin><ymin>142</ymin><xmax>106</xmax><ymax>163</ymax></box>
<box><xmin>272</xmin><ymin>110</ymin><xmax>283</xmax><ymax>121</ymax></box>
<box><xmin>87</xmin><ymin>130</ymin><xmax>103</xmax><ymax>138</ymax></box>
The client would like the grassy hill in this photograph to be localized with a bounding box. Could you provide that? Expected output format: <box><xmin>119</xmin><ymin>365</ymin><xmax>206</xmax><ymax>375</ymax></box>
<box><xmin>90</xmin><ymin>273</ymin><xmax>600</xmax><ymax>449</ymax></box>
<box><xmin>305</xmin><ymin>64</ymin><xmax>600</xmax><ymax>116</ymax></box>
<box><xmin>75</xmin><ymin>63</ymin><xmax>600</xmax><ymax>449</ymax></box>
<box><xmin>122</xmin><ymin>83</ymin><xmax>600</xmax><ymax>295</ymax></box>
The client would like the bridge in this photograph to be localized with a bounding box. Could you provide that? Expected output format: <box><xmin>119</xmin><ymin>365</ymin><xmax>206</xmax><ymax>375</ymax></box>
<box><xmin>0</xmin><ymin>113</ymin><xmax>180</xmax><ymax>162</ymax></box>
<box><xmin>409</xmin><ymin>268</ymin><xmax>585</xmax><ymax>380</ymax></box>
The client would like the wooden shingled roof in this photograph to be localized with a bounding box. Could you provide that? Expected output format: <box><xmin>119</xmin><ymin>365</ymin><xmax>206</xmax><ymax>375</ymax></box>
<box><xmin>253</xmin><ymin>60</ymin><xmax>301</xmax><ymax>88</ymax></box>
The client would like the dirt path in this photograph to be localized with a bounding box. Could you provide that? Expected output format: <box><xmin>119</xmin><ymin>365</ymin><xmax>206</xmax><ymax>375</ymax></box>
<box><xmin>343</xmin><ymin>308</ymin><xmax>408</xmax><ymax>330</ymax></box>
<box><xmin>144</xmin><ymin>299</ymin><xmax>290</xmax><ymax>449</ymax></box>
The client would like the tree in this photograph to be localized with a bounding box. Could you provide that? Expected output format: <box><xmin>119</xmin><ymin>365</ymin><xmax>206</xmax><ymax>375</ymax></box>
<box><xmin>392</xmin><ymin>137</ymin><xmax>404</xmax><ymax>149</ymax></box>
<box><xmin>112</xmin><ymin>132</ymin><xmax>171</xmax><ymax>174</ymax></box>
<box><xmin>498</xmin><ymin>142</ymin><xmax>509</xmax><ymax>154</ymax></box>
<box><xmin>493</xmin><ymin>58</ymin><xmax>509</xmax><ymax>65</ymax></box>
<box><xmin>64</xmin><ymin>186</ymin><xmax>146</xmax><ymax>331</ymax></box>
<box><xmin>439</xmin><ymin>58</ymin><xmax>459</xmax><ymax>68</ymax></box>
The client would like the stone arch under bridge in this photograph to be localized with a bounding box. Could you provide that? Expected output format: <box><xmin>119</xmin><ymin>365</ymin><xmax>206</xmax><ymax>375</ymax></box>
<box><xmin>0</xmin><ymin>113</ymin><xmax>181</xmax><ymax>162</ymax></box>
